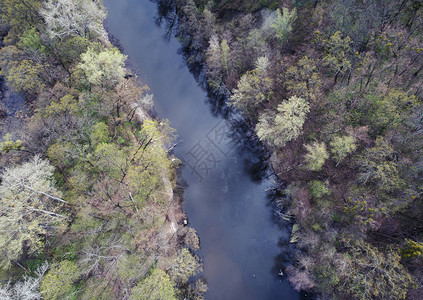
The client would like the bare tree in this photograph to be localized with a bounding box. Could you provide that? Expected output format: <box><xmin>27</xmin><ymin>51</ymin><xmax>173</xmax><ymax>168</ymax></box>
<box><xmin>286</xmin><ymin>265</ymin><xmax>315</xmax><ymax>291</ymax></box>
<box><xmin>0</xmin><ymin>156</ymin><xmax>66</xmax><ymax>269</ymax></box>
<box><xmin>0</xmin><ymin>261</ymin><xmax>49</xmax><ymax>300</ymax></box>
<box><xmin>40</xmin><ymin>0</ymin><xmax>107</xmax><ymax>40</ymax></box>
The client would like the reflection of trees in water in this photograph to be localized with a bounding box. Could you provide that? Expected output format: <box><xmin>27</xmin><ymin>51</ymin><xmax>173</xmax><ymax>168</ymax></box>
<box><xmin>153</xmin><ymin>0</ymin><xmax>212</xmax><ymax>86</ymax></box>
<box><xmin>154</xmin><ymin>0</ymin><xmax>178</xmax><ymax>39</ymax></box>
<box><xmin>0</xmin><ymin>79</ymin><xmax>28</xmax><ymax>137</ymax></box>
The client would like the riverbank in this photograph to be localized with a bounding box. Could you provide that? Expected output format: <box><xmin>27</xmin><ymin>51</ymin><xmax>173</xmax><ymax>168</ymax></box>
<box><xmin>0</xmin><ymin>1</ymin><xmax>205</xmax><ymax>299</ymax></box>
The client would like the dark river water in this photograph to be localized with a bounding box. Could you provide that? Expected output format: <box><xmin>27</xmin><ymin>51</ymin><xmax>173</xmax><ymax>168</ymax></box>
<box><xmin>0</xmin><ymin>80</ymin><xmax>26</xmax><ymax>136</ymax></box>
<box><xmin>103</xmin><ymin>0</ymin><xmax>300</xmax><ymax>299</ymax></box>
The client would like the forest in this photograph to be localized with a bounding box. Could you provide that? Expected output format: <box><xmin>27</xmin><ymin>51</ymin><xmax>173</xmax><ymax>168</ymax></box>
<box><xmin>0</xmin><ymin>0</ymin><xmax>206</xmax><ymax>299</ymax></box>
<box><xmin>154</xmin><ymin>0</ymin><xmax>423</xmax><ymax>298</ymax></box>
<box><xmin>0</xmin><ymin>0</ymin><xmax>422</xmax><ymax>299</ymax></box>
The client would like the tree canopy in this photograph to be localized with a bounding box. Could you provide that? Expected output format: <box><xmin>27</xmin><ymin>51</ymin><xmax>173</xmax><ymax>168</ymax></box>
<box><xmin>0</xmin><ymin>156</ymin><xmax>65</xmax><ymax>269</ymax></box>
<box><xmin>0</xmin><ymin>0</ymin><xmax>42</xmax><ymax>33</ymax></box>
<box><xmin>78</xmin><ymin>47</ymin><xmax>127</xmax><ymax>87</ymax></box>
<box><xmin>230</xmin><ymin>56</ymin><xmax>273</xmax><ymax>118</ymax></box>
<box><xmin>304</xmin><ymin>141</ymin><xmax>329</xmax><ymax>171</ymax></box>
<box><xmin>271</xmin><ymin>7</ymin><xmax>297</xmax><ymax>44</ymax></box>
<box><xmin>40</xmin><ymin>0</ymin><xmax>106</xmax><ymax>40</ymax></box>
<box><xmin>256</xmin><ymin>96</ymin><xmax>310</xmax><ymax>147</ymax></box>
<box><xmin>131</xmin><ymin>269</ymin><xmax>176</xmax><ymax>300</ymax></box>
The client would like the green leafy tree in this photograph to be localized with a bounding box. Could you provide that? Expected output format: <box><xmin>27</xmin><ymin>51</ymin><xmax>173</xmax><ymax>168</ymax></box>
<box><xmin>0</xmin><ymin>45</ymin><xmax>23</xmax><ymax>75</ymax></box>
<box><xmin>304</xmin><ymin>141</ymin><xmax>329</xmax><ymax>171</ymax></box>
<box><xmin>220</xmin><ymin>39</ymin><xmax>231</xmax><ymax>74</ymax></box>
<box><xmin>40</xmin><ymin>261</ymin><xmax>80</xmax><ymax>300</ymax></box>
<box><xmin>94</xmin><ymin>143</ymin><xmax>127</xmax><ymax>180</ymax></box>
<box><xmin>117</xmin><ymin>254</ymin><xmax>147</xmax><ymax>282</ymax></box>
<box><xmin>246</xmin><ymin>28</ymin><xmax>268</xmax><ymax>56</ymax></box>
<box><xmin>341</xmin><ymin>238</ymin><xmax>415</xmax><ymax>300</ymax></box>
<box><xmin>7</xmin><ymin>59</ymin><xmax>44</xmax><ymax>93</ymax></box>
<box><xmin>322</xmin><ymin>31</ymin><xmax>352</xmax><ymax>81</ymax></box>
<box><xmin>136</xmin><ymin>119</ymin><xmax>176</xmax><ymax>148</ymax></box>
<box><xmin>78</xmin><ymin>47</ymin><xmax>127</xmax><ymax>88</ymax></box>
<box><xmin>131</xmin><ymin>269</ymin><xmax>176</xmax><ymax>300</ymax></box>
<box><xmin>0</xmin><ymin>0</ymin><xmax>42</xmax><ymax>33</ymax></box>
<box><xmin>0</xmin><ymin>156</ymin><xmax>66</xmax><ymax>269</ymax></box>
<box><xmin>285</xmin><ymin>56</ymin><xmax>321</xmax><ymax>101</ymax></box>
<box><xmin>127</xmin><ymin>120</ymin><xmax>174</xmax><ymax>206</ymax></box>
<box><xmin>365</xmin><ymin>89</ymin><xmax>418</xmax><ymax>134</ymax></box>
<box><xmin>230</xmin><ymin>56</ymin><xmax>273</xmax><ymax>118</ymax></box>
<box><xmin>357</xmin><ymin>137</ymin><xmax>404</xmax><ymax>192</ymax></box>
<box><xmin>309</xmin><ymin>180</ymin><xmax>330</xmax><ymax>199</ymax></box>
<box><xmin>89</xmin><ymin>119</ymin><xmax>175</xmax><ymax>212</ymax></box>
<box><xmin>270</xmin><ymin>8</ymin><xmax>297</xmax><ymax>44</ymax></box>
<box><xmin>0</xmin><ymin>133</ymin><xmax>24</xmax><ymax>153</ymax></box>
<box><xmin>206</xmin><ymin>37</ymin><xmax>232</xmax><ymax>79</ymax></box>
<box><xmin>256</xmin><ymin>96</ymin><xmax>310</xmax><ymax>147</ymax></box>
<box><xmin>44</xmin><ymin>94</ymin><xmax>80</xmax><ymax>117</ymax></box>
<box><xmin>40</xmin><ymin>0</ymin><xmax>106</xmax><ymax>40</ymax></box>
<box><xmin>169</xmin><ymin>248</ymin><xmax>202</xmax><ymax>285</ymax></box>
<box><xmin>401</xmin><ymin>239</ymin><xmax>423</xmax><ymax>259</ymax></box>
<box><xmin>47</xmin><ymin>141</ymin><xmax>76</xmax><ymax>170</ymax></box>
<box><xmin>17</xmin><ymin>27</ymin><xmax>47</xmax><ymax>56</ymax></box>
<box><xmin>55</xmin><ymin>36</ymin><xmax>91</xmax><ymax>68</ymax></box>
<box><xmin>90</xmin><ymin>122</ymin><xmax>110</xmax><ymax>146</ymax></box>
<box><xmin>330</xmin><ymin>135</ymin><xmax>357</xmax><ymax>166</ymax></box>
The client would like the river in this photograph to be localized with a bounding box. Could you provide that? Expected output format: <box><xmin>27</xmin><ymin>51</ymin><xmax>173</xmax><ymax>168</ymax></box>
<box><xmin>103</xmin><ymin>0</ymin><xmax>300</xmax><ymax>299</ymax></box>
